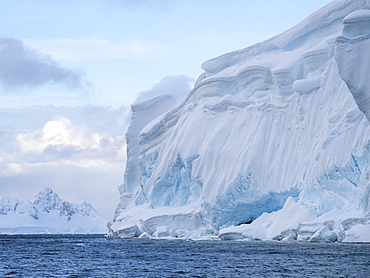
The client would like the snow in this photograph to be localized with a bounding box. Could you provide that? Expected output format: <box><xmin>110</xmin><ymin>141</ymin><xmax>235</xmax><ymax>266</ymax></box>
<box><xmin>342</xmin><ymin>9</ymin><xmax>370</xmax><ymax>38</ymax></box>
<box><xmin>336</xmin><ymin>9</ymin><xmax>370</xmax><ymax>122</ymax></box>
<box><xmin>0</xmin><ymin>188</ymin><xmax>107</xmax><ymax>234</ymax></box>
<box><xmin>219</xmin><ymin>197</ymin><xmax>317</xmax><ymax>241</ymax></box>
<box><xmin>108</xmin><ymin>204</ymin><xmax>205</xmax><ymax>238</ymax></box>
<box><xmin>153</xmin><ymin>226</ymin><xmax>170</xmax><ymax>237</ymax></box>
<box><xmin>219</xmin><ymin>225</ymin><xmax>266</xmax><ymax>241</ymax></box>
<box><xmin>264</xmin><ymin>197</ymin><xmax>318</xmax><ymax>239</ymax></box>
<box><xmin>219</xmin><ymin>201</ymin><xmax>368</xmax><ymax>243</ymax></box>
<box><xmin>292</xmin><ymin>78</ymin><xmax>321</xmax><ymax>93</ymax></box>
<box><xmin>109</xmin><ymin>0</ymin><xmax>370</xmax><ymax>243</ymax></box>
<box><xmin>109</xmin><ymin>221</ymin><xmax>141</xmax><ymax>238</ymax></box>
<box><xmin>343</xmin><ymin>224</ymin><xmax>370</xmax><ymax>242</ymax></box>
<box><xmin>344</xmin><ymin>9</ymin><xmax>370</xmax><ymax>22</ymax></box>
<box><xmin>138</xmin><ymin>232</ymin><xmax>152</xmax><ymax>239</ymax></box>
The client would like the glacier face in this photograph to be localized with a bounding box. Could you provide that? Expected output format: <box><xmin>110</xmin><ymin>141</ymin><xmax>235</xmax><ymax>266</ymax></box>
<box><xmin>110</xmin><ymin>0</ymin><xmax>370</xmax><ymax>241</ymax></box>
<box><xmin>0</xmin><ymin>188</ymin><xmax>107</xmax><ymax>234</ymax></box>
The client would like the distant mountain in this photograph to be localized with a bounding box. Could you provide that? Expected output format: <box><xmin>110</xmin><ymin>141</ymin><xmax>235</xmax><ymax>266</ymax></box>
<box><xmin>109</xmin><ymin>0</ymin><xmax>370</xmax><ymax>242</ymax></box>
<box><xmin>0</xmin><ymin>188</ymin><xmax>107</xmax><ymax>234</ymax></box>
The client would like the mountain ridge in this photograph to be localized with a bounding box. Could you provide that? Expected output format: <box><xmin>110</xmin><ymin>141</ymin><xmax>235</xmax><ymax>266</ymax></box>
<box><xmin>0</xmin><ymin>187</ymin><xmax>107</xmax><ymax>234</ymax></box>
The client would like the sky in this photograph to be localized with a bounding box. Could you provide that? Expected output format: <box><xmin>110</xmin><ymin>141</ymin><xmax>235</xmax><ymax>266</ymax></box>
<box><xmin>0</xmin><ymin>0</ymin><xmax>333</xmax><ymax>220</ymax></box>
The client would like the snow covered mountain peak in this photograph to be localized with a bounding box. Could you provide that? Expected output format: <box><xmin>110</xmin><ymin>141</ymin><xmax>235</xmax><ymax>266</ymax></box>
<box><xmin>0</xmin><ymin>188</ymin><xmax>107</xmax><ymax>234</ymax></box>
<box><xmin>34</xmin><ymin>187</ymin><xmax>63</xmax><ymax>213</ymax></box>
<box><xmin>109</xmin><ymin>0</ymin><xmax>370</xmax><ymax>242</ymax></box>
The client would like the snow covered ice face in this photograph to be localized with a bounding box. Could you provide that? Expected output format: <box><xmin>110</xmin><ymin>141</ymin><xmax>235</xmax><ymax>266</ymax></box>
<box><xmin>109</xmin><ymin>0</ymin><xmax>370</xmax><ymax>243</ymax></box>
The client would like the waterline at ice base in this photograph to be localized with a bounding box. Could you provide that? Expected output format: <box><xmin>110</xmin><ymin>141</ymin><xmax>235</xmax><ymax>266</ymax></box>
<box><xmin>108</xmin><ymin>0</ymin><xmax>370</xmax><ymax>243</ymax></box>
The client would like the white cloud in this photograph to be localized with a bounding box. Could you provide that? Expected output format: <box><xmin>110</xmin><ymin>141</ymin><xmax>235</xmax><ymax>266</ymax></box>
<box><xmin>0</xmin><ymin>162</ymin><xmax>23</xmax><ymax>177</ymax></box>
<box><xmin>24</xmin><ymin>38</ymin><xmax>175</xmax><ymax>62</ymax></box>
<box><xmin>0</xmin><ymin>105</ymin><xmax>130</xmax><ymax>219</ymax></box>
<box><xmin>16</xmin><ymin>116</ymin><xmax>126</xmax><ymax>166</ymax></box>
<box><xmin>18</xmin><ymin>117</ymin><xmax>100</xmax><ymax>153</ymax></box>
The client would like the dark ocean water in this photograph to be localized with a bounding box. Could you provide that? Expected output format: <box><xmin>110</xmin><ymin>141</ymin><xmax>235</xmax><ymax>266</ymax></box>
<box><xmin>0</xmin><ymin>235</ymin><xmax>369</xmax><ymax>278</ymax></box>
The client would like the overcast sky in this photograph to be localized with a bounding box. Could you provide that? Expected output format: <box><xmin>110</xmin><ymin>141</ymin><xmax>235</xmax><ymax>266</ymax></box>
<box><xmin>0</xmin><ymin>0</ymin><xmax>333</xmax><ymax>220</ymax></box>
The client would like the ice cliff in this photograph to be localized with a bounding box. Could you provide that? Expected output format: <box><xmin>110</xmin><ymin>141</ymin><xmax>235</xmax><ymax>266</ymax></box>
<box><xmin>109</xmin><ymin>0</ymin><xmax>370</xmax><ymax>242</ymax></box>
<box><xmin>0</xmin><ymin>188</ymin><xmax>107</xmax><ymax>234</ymax></box>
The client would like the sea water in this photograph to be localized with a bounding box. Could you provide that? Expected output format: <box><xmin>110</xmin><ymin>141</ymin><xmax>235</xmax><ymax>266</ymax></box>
<box><xmin>0</xmin><ymin>235</ymin><xmax>369</xmax><ymax>277</ymax></box>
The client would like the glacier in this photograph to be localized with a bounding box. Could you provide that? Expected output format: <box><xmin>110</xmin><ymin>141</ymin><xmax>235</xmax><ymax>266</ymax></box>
<box><xmin>109</xmin><ymin>0</ymin><xmax>370</xmax><ymax>242</ymax></box>
<box><xmin>0</xmin><ymin>188</ymin><xmax>107</xmax><ymax>234</ymax></box>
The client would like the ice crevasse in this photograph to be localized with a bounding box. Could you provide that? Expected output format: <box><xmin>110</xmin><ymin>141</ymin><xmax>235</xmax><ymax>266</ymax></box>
<box><xmin>109</xmin><ymin>0</ymin><xmax>370</xmax><ymax>242</ymax></box>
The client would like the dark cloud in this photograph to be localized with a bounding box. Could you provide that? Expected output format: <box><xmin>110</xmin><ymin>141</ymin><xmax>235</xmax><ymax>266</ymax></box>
<box><xmin>0</xmin><ymin>38</ymin><xmax>84</xmax><ymax>91</ymax></box>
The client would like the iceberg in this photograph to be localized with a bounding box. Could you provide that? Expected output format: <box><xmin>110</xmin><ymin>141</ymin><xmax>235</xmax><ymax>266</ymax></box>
<box><xmin>0</xmin><ymin>188</ymin><xmax>107</xmax><ymax>234</ymax></box>
<box><xmin>109</xmin><ymin>0</ymin><xmax>370</xmax><ymax>242</ymax></box>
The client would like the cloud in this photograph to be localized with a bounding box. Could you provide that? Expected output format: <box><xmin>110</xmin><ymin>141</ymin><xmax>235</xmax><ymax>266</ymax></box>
<box><xmin>25</xmin><ymin>38</ymin><xmax>174</xmax><ymax>62</ymax></box>
<box><xmin>0</xmin><ymin>105</ymin><xmax>131</xmax><ymax>219</ymax></box>
<box><xmin>0</xmin><ymin>38</ymin><xmax>85</xmax><ymax>91</ymax></box>
<box><xmin>16</xmin><ymin>116</ymin><xmax>126</xmax><ymax>164</ymax></box>
<box><xmin>17</xmin><ymin>117</ymin><xmax>97</xmax><ymax>153</ymax></box>
<box><xmin>136</xmin><ymin>75</ymin><xmax>194</xmax><ymax>102</ymax></box>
